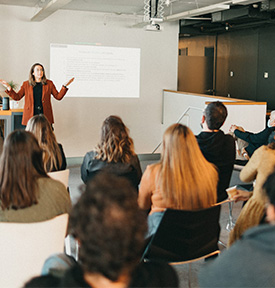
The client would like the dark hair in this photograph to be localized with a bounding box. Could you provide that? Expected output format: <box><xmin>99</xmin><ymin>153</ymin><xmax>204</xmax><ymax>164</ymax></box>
<box><xmin>0</xmin><ymin>130</ymin><xmax>47</xmax><ymax>210</ymax></box>
<box><xmin>69</xmin><ymin>173</ymin><xmax>147</xmax><ymax>281</ymax></box>
<box><xmin>29</xmin><ymin>63</ymin><xmax>47</xmax><ymax>86</ymax></box>
<box><xmin>263</xmin><ymin>172</ymin><xmax>275</xmax><ymax>206</ymax></box>
<box><xmin>204</xmin><ymin>101</ymin><xmax>228</xmax><ymax>130</ymax></box>
<box><xmin>267</xmin><ymin>131</ymin><xmax>275</xmax><ymax>150</ymax></box>
<box><xmin>95</xmin><ymin>115</ymin><xmax>135</xmax><ymax>163</ymax></box>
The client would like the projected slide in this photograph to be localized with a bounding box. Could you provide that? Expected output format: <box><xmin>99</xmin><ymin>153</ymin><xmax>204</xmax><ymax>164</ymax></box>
<box><xmin>50</xmin><ymin>44</ymin><xmax>140</xmax><ymax>98</ymax></box>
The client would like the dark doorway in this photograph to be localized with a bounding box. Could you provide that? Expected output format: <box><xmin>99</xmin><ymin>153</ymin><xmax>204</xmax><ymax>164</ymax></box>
<box><xmin>204</xmin><ymin>47</ymin><xmax>214</xmax><ymax>95</ymax></box>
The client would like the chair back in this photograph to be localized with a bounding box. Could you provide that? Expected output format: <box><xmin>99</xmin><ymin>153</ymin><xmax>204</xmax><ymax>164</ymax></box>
<box><xmin>142</xmin><ymin>205</ymin><xmax>221</xmax><ymax>263</ymax></box>
<box><xmin>0</xmin><ymin>213</ymin><xmax>69</xmax><ymax>288</ymax></box>
<box><xmin>48</xmin><ymin>169</ymin><xmax>70</xmax><ymax>188</ymax></box>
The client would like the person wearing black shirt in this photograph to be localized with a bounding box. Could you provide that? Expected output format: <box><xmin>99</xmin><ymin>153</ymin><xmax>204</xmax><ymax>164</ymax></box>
<box><xmin>0</xmin><ymin>63</ymin><xmax>74</xmax><ymax>126</ymax></box>
<box><xmin>196</xmin><ymin>101</ymin><xmax>236</xmax><ymax>202</ymax></box>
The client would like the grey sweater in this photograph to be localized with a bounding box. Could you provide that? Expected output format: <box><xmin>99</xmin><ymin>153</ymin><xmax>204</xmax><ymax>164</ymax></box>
<box><xmin>199</xmin><ymin>224</ymin><xmax>275</xmax><ymax>287</ymax></box>
<box><xmin>0</xmin><ymin>177</ymin><xmax>71</xmax><ymax>223</ymax></box>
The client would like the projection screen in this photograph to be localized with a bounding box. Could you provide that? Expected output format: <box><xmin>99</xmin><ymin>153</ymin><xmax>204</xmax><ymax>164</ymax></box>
<box><xmin>50</xmin><ymin>43</ymin><xmax>140</xmax><ymax>98</ymax></box>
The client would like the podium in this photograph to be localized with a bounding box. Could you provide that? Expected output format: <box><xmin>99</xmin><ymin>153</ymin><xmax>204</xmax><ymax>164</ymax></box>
<box><xmin>0</xmin><ymin>109</ymin><xmax>24</xmax><ymax>138</ymax></box>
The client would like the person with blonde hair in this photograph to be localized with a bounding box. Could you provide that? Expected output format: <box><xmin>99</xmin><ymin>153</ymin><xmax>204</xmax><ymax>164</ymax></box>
<box><xmin>26</xmin><ymin>114</ymin><xmax>67</xmax><ymax>172</ymax></box>
<box><xmin>228</xmin><ymin>131</ymin><xmax>275</xmax><ymax>246</ymax></box>
<box><xmin>138</xmin><ymin>123</ymin><xmax>218</xmax><ymax>236</ymax></box>
<box><xmin>81</xmin><ymin>115</ymin><xmax>142</xmax><ymax>190</ymax></box>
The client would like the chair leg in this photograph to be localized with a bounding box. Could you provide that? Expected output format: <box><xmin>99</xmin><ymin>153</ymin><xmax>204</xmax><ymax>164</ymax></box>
<box><xmin>218</xmin><ymin>240</ymin><xmax>227</xmax><ymax>248</ymax></box>
<box><xmin>188</xmin><ymin>263</ymin><xmax>192</xmax><ymax>288</ymax></box>
<box><xmin>64</xmin><ymin>235</ymin><xmax>71</xmax><ymax>256</ymax></box>
<box><xmin>75</xmin><ymin>240</ymin><xmax>79</xmax><ymax>261</ymax></box>
<box><xmin>226</xmin><ymin>201</ymin><xmax>235</xmax><ymax>232</ymax></box>
<box><xmin>65</xmin><ymin>235</ymin><xmax>79</xmax><ymax>261</ymax></box>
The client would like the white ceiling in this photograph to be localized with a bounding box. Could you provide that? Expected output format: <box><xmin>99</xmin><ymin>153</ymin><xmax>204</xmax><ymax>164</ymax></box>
<box><xmin>0</xmin><ymin>0</ymin><xmax>234</xmax><ymax>20</ymax></box>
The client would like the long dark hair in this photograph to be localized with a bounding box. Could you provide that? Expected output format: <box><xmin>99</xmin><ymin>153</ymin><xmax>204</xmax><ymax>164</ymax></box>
<box><xmin>95</xmin><ymin>115</ymin><xmax>135</xmax><ymax>163</ymax></box>
<box><xmin>0</xmin><ymin>130</ymin><xmax>48</xmax><ymax>210</ymax></box>
<box><xmin>28</xmin><ymin>63</ymin><xmax>47</xmax><ymax>86</ymax></box>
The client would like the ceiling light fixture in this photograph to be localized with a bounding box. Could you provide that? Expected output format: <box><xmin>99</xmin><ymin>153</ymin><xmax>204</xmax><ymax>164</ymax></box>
<box><xmin>231</xmin><ymin>0</ymin><xmax>262</xmax><ymax>5</ymax></box>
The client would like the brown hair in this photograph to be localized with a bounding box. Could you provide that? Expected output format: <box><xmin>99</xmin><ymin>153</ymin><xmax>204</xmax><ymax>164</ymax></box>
<box><xmin>69</xmin><ymin>173</ymin><xmax>147</xmax><ymax>281</ymax></box>
<box><xmin>95</xmin><ymin>115</ymin><xmax>136</xmax><ymax>163</ymax></box>
<box><xmin>28</xmin><ymin>63</ymin><xmax>47</xmax><ymax>86</ymax></box>
<box><xmin>0</xmin><ymin>130</ymin><xmax>48</xmax><ymax>210</ymax></box>
<box><xmin>26</xmin><ymin>115</ymin><xmax>63</xmax><ymax>172</ymax></box>
<box><xmin>155</xmin><ymin>124</ymin><xmax>218</xmax><ymax>210</ymax></box>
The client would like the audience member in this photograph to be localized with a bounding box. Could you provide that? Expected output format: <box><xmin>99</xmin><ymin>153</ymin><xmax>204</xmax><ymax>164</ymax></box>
<box><xmin>26</xmin><ymin>114</ymin><xmax>67</xmax><ymax>172</ymax></box>
<box><xmin>138</xmin><ymin>123</ymin><xmax>218</xmax><ymax>237</ymax></box>
<box><xmin>196</xmin><ymin>101</ymin><xmax>235</xmax><ymax>202</ymax></box>
<box><xmin>25</xmin><ymin>173</ymin><xmax>179</xmax><ymax>288</ymax></box>
<box><xmin>228</xmin><ymin>131</ymin><xmax>275</xmax><ymax>246</ymax></box>
<box><xmin>199</xmin><ymin>172</ymin><xmax>275</xmax><ymax>287</ymax></box>
<box><xmin>0</xmin><ymin>130</ymin><xmax>71</xmax><ymax>222</ymax></box>
<box><xmin>81</xmin><ymin>115</ymin><xmax>142</xmax><ymax>190</ymax></box>
<box><xmin>229</xmin><ymin>110</ymin><xmax>275</xmax><ymax>158</ymax></box>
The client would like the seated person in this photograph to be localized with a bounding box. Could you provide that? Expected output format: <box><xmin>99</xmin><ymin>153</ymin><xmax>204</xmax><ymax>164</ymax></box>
<box><xmin>81</xmin><ymin>115</ymin><xmax>142</xmax><ymax>190</ymax></box>
<box><xmin>138</xmin><ymin>123</ymin><xmax>218</xmax><ymax>237</ymax></box>
<box><xmin>25</xmin><ymin>173</ymin><xmax>179</xmax><ymax>288</ymax></box>
<box><xmin>0</xmin><ymin>130</ymin><xmax>71</xmax><ymax>223</ymax></box>
<box><xmin>229</xmin><ymin>110</ymin><xmax>275</xmax><ymax>158</ymax></box>
<box><xmin>26</xmin><ymin>114</ymin><xmax>67</xmax><ymax>172</ymax></box>
<box><xmin>228</xmin><ymin>131</ymin><xmax>275</xmax><ymax>246</ymax></box>
<box><xmin>196</xmin><ymin>101</ymin><xmax>235</xmax><ymax>202</ymax></box>
<box><xmin>199</xmin><ymin>172</ymin><xmax>275</xmax><ymax>287</ymax></box>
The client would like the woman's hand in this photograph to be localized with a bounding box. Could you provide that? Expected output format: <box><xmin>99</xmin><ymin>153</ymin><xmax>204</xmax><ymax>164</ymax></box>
<box><xmin>64</xmin><ymin>77</ymin><xmax>74</xmax><ymax>87</ymax></box>
<box><xmin>232</xmin><ymin>189</ymin><xmax>252</xmax><ymax>202</ymax></box>
<box><xmin>0</xmin><ymin>79</ymin><xmax>11</xmax><ymax>91</ymax></box>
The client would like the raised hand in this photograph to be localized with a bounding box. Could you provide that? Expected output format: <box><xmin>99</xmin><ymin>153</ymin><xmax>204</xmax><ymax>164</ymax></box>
<box><xmin>64</xmin><ymin>77</ymin><xmax>74</xmax><ymax>87</ymax></box>
<box><xmin>0</xmin><ymin>79</ymin><xmax>11</xmax><ymax>91</ymax></box>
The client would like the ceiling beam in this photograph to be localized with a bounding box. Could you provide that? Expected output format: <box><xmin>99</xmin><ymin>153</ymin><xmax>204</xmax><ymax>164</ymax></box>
<box><xmin>31</xmin><ymin>0</ymin><xmax>73</xmax><ymax>21</ymax></box>
<box><xmin>165</xmin><ymin>4</ymin><xmax>230</xmax><ymax>21</ymax></box>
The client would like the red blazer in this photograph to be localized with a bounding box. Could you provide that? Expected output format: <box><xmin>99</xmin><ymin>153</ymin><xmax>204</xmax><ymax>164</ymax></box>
<box><xmin>6</xmin><ymin>80</ymin><xmax>68</xmax><ymax>125</ymax></box>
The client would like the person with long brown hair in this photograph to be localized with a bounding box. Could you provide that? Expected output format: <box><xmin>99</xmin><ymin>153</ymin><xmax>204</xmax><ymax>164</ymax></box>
<box><xmin>138</xmin><ymin>123</ymin><xmax>218</xmax><ymax>236</ymax></box>
<box><xmin>26</xmin><ymin>114</ymin><xmax>67</xmax><ymax>172</ymax></box>
<box><xmin>0</xmin><ymin>130</ymin><xmax>71</xmax><ymax>222</ymax></box>
<box><xmin>81</xmin><ymin>115</ymin><xmax>142</xmax><ymax>190</ymax></box>
<box><xmin>0</xmin><ymin>63</ymin><xmax>74</xmax><ymax>126</ymax></box>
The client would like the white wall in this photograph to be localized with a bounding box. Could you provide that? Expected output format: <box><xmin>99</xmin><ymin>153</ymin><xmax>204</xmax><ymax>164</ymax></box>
<box><xmin>162</xmin><ymin>90</ymin><xmax>266</xmax><ymax>144</ymax></box>
<box><xmin>0</xmin><ymin>5</ymin><xmax>179</xmax><ymax>157</ymax></box>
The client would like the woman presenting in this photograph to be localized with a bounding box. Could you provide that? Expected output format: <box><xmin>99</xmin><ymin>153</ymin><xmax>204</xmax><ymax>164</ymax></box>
<box><xmin>0</xmin><ymin>63</ymin><xmax>74</xmax><ymax>126</ymax></box>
